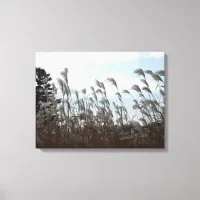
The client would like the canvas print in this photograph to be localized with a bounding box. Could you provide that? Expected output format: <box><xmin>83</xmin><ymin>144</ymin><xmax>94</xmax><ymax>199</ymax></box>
<box><xmin>36</xmin><ymin>52</ymin><xmax>165</xmax><ymax>148</ymax></box>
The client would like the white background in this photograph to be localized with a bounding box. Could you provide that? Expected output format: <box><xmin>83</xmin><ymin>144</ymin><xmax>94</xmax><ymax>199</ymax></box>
<box><xmin>0</xmin><ymin>0</ymin><xmax>200</xmax><ymax>200</ymax></box>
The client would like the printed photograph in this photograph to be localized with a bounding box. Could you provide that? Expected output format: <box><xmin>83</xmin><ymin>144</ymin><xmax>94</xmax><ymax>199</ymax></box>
<box><xmin>36</xmin><ymin>52</ymin><xmax>165</xmax><ymax>148</ymax></box>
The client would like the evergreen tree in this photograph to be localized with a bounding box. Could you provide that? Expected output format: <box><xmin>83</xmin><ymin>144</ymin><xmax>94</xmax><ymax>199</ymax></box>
<box><xmin>36</xmin><ymin>68</ymin><xmax>53</xmax><ymax>113</ymax></box>
<box><xmin>36</xmin><ymin>67</ymin><xmax>61</xmax><ymax>114</ymax></box>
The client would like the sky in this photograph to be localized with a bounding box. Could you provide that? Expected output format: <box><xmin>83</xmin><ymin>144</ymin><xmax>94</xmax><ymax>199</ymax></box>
<box><xmin>35</xmin><ymin>52</ymin><xmax>164</xmax><ymax>121</ymax></box>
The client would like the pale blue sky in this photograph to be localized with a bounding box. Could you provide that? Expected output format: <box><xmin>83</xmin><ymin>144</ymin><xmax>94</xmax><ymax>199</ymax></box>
<box><xmin>36</xmin><ymin>52</ymin><xmax>164</xmax><ymax>121</ymax></box>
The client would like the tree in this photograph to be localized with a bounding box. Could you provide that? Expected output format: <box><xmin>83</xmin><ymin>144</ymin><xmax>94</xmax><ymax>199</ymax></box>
<box><xmin>36</xmin><ymin>67</ymin><xmax>61</xmax><ymax>113</ymax></box>
<box><xmin>36</xmin><ymin>68</ymin><xmax>54</xmax><ymax>113</ymax></box>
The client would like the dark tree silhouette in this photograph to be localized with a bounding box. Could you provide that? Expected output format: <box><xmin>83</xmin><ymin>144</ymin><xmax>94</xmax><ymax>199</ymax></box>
<box><xmin>36</xmin><ymin>68</ymin><xmax>54</xmax><ymax>113</ymax></box>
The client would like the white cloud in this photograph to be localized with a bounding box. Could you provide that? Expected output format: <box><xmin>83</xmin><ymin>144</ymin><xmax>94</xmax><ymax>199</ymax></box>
<box><xmin>35</xmin><ymin>52</ymin><xmax>141</xmax><ymax>92</ymax></box>
<box><xmin>36</xmin><ymin>52</ymin><xmax>165</xmax><ymax>123</ymax></box>
<box><xmin>141</xmin><ymin>52</ymin><xmax>164</xmax><ymax>59</ymax></box>
<box><xmin>35</xmin><ymin>52</ymin><xmax>162</xmax><ymax>96</ymax></box>
<box><xmin>35</xmin><ymin>52</ymin><xmax>164</xmax><ymax>117</ymax></box>
<box><xmin>35</xmin><ymin>52</ymin><xmax>164</xmax><ymax>84</ymax></box>
<box><xmin>36</xmin><ymin>52</ymin><xmax>140</xmax><ymax>66</ymax></box>
<box><xmin>149</xmin><ymin>52</ymin><xmax>164</xmax><ymax>58</ymax></box>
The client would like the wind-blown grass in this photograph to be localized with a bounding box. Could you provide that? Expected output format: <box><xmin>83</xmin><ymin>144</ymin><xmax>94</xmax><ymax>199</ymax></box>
<box><xmin>36</xmin><ymin>67</ymin><xmax>165</xmax><ymax>148</ymax></box>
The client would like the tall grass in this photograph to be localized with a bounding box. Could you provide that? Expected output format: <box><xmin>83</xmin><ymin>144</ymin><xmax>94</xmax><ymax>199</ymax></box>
<box><xmin>36</xmin><ymin>67</ymin><xmax>165</xmax><ymax>148</ymax></box>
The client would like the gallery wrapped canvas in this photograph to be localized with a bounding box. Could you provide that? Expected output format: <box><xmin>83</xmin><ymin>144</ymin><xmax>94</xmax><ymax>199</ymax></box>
<box><xmin>36</xmin><ymin>52</ymin><xmax>165</xmax><ymax>148</ymax></box>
